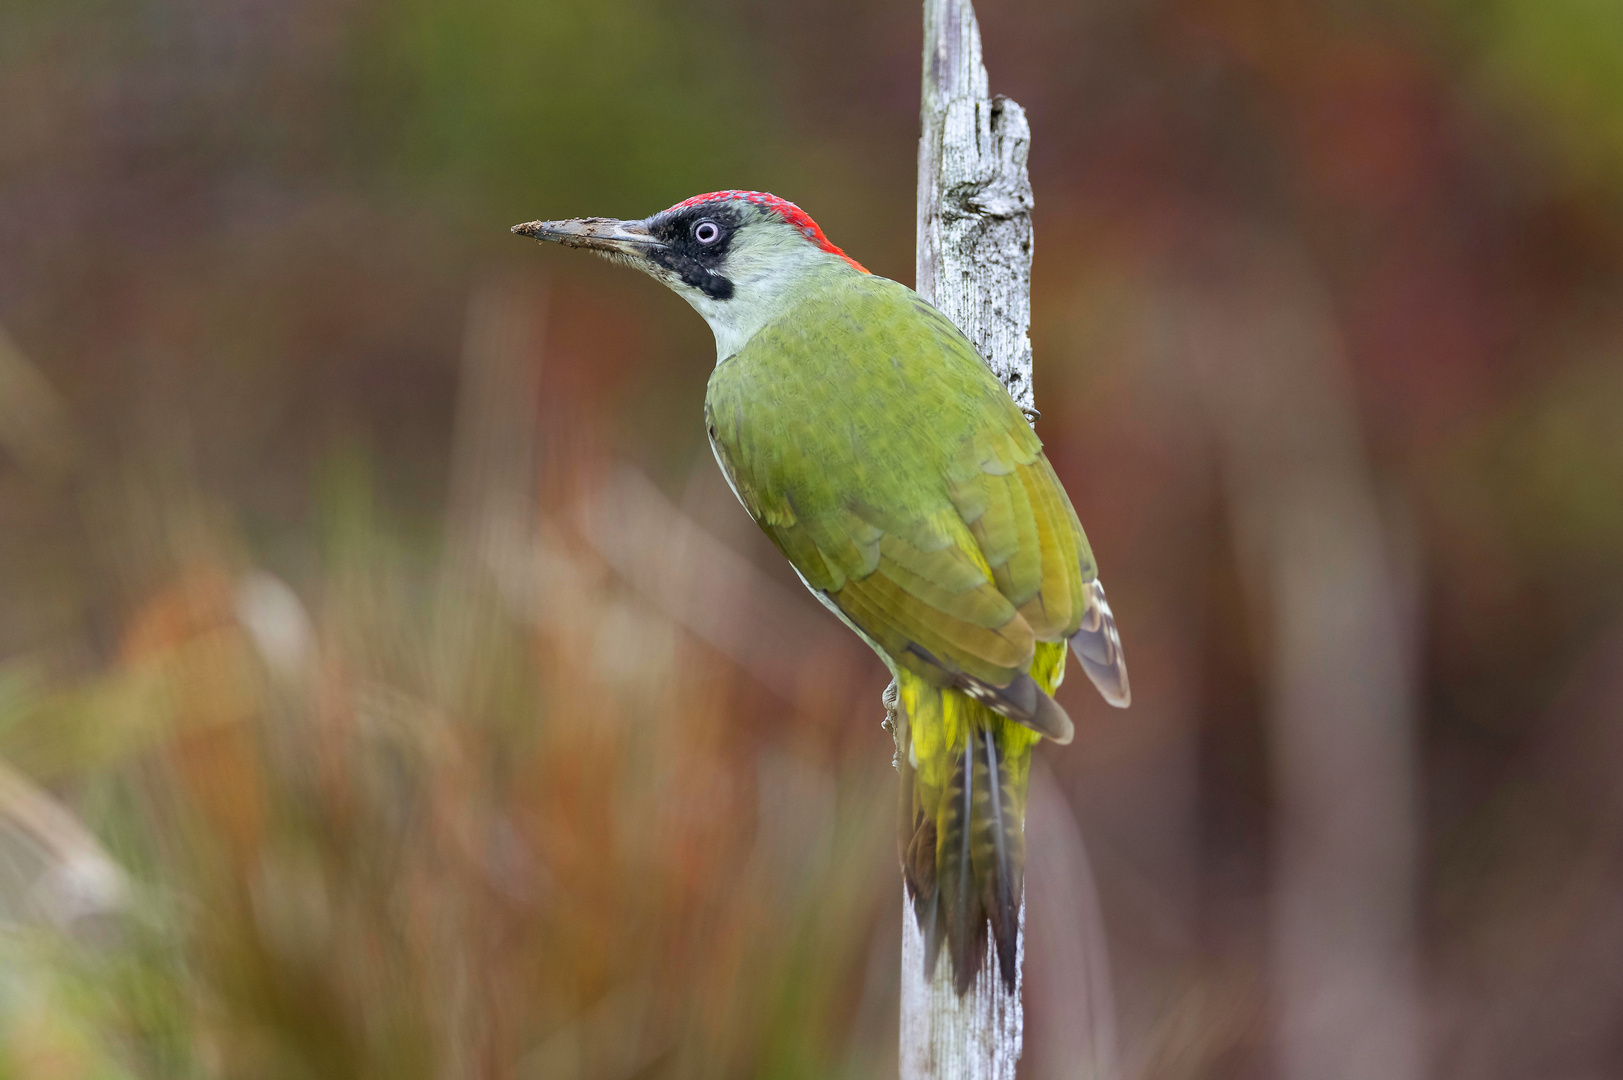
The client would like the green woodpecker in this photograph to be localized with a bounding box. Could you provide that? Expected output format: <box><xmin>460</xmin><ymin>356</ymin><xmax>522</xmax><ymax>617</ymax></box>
<box><xmin>514</xmin><ymin>191</ymin><xmax>1128</xmax><ymax>993</ymax></box>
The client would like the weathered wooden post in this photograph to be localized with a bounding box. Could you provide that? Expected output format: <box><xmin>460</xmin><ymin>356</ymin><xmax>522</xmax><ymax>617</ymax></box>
<box><xmin>898</xmin><ymin>0</ymin><xmax>1036</xmax><ymax>1075</ymax></box>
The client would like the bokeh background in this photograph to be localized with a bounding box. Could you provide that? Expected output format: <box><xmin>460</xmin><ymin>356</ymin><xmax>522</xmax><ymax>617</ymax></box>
<box><xmin>3</xmin><ymin>0</ymin><xmax>1623</xmax><ymax>1077</ymax></box>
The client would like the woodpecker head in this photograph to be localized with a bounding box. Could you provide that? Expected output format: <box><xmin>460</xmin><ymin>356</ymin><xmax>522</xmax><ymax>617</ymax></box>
<box><xmin>513</xmin><ymin>191</ymin><xmax>867</xmax><ymax>360</ymax></box>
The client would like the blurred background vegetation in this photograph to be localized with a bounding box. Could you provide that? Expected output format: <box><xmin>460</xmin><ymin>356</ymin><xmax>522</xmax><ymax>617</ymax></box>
<box><xmin>2</xmin><ymin>0</ymin><xmax>1622</xmax><ymax>1077</ymax></box>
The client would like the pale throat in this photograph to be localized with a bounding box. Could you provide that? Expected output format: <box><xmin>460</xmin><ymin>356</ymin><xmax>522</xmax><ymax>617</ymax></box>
<box><xmin>681</xmin><ymin>236</ymin><xmax>853</xmax><ymax>363</ymax></box>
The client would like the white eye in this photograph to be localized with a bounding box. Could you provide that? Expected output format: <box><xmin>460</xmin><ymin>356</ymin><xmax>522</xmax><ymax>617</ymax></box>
<box><xmin>693</xmin><ymin>220</ymin><xmax>721</xmax><ymax>245</ymax></box>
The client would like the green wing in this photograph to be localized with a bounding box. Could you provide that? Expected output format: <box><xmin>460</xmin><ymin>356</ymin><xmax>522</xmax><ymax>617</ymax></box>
<box><xmin>705</xmin><ymin>273</ymin><xmax>1098</xmax><ymax>693</ymax></box>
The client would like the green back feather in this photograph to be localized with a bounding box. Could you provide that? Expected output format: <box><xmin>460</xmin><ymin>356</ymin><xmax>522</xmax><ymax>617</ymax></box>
<box><xmin>705</xmin><ymin>269</ymin><xmax>1098</xmax><ymax>992</ymax></box>
<box><xmin>705</xmin><ymin>271</ymin><xmax>1098</xmax><ymax>688</ymax></box>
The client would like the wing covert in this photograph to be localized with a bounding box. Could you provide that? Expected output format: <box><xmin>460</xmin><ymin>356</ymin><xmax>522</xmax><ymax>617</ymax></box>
<box><xmin>704</xmin><ymin>272</ymin><xmax>1101</xmax><ymax>693</ymax></box>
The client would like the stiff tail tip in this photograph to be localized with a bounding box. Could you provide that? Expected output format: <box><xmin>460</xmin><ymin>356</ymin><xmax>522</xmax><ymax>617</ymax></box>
<box><xmin>1072</xmin><ymin>578</ymin><xmax>1130</xmax><ymax>708</ymax></box>
<box><xmin>901</xmin><ymin>709</ymin><xmax>1030</xmax><ymax>996</ymax></box>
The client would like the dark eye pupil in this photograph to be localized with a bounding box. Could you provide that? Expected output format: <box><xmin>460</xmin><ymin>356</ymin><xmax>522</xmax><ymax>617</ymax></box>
<box><xmin>695</xmin><ymin>221</ymin><xmax>720</xmax><ymax>244</ymax></box>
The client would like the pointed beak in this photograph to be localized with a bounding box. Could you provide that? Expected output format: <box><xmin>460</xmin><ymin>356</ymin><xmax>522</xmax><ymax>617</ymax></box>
<box><xmin>510</xmin><ymin>216</ymin><xmax>662</xmax><ymax>256</ymax></box>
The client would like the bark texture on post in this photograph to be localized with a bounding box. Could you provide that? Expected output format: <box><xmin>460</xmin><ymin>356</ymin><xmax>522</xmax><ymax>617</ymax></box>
<box><xmin>899</xmin><ymin>1</ymin><xmax>1035</xmax><ymax>1075</ymax></box>
<box><xmin>916</xmin><ymin>0</ymin><xmax>1035</xmax><ymax>418</ymax></box>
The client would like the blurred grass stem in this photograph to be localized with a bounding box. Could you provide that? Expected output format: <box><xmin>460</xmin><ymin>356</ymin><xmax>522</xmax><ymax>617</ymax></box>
<box><xmin>1178</xmin><ymin>235</ymin><xmax>1426</xmax><ymax>1080</ymax></box>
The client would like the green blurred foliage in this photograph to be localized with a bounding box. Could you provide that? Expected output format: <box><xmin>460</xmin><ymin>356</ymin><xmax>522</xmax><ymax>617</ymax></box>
<box><xmin>1433</xmin><ymin>0</ymin><xmax>1623</xmax><ymax>197</ymax></box>
<box><xmin>357</xmin><ymin>0</ymin><xmax>778</xmax><ymax>215</ymax></box>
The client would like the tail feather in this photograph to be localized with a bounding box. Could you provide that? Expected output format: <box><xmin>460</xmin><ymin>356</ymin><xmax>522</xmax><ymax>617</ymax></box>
<box><xmin>940</xmin><ymin>743</ymin><xmax>983</xmax><ymax>993</ymax></box>
<box><xmin>898</xmin><ymin>654</ymin><xmax>1049</xmax><ymax>995</ymax></box>
<box><xmin>978</xmin><ymin>726</ymin><xmax>1019</xmax><ymax>986</ymax></box>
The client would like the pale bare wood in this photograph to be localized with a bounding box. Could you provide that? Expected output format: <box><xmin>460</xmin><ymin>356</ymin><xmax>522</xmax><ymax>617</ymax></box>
<box><xmin>916</xmin><ymin>0</ymin><xmax>1035</xmax><ymax>419</ymax></box>
<box><xmin>899</xmin><ymin>0</ymin><xmax>1036</xmax><ymax>1075</ymax></box>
